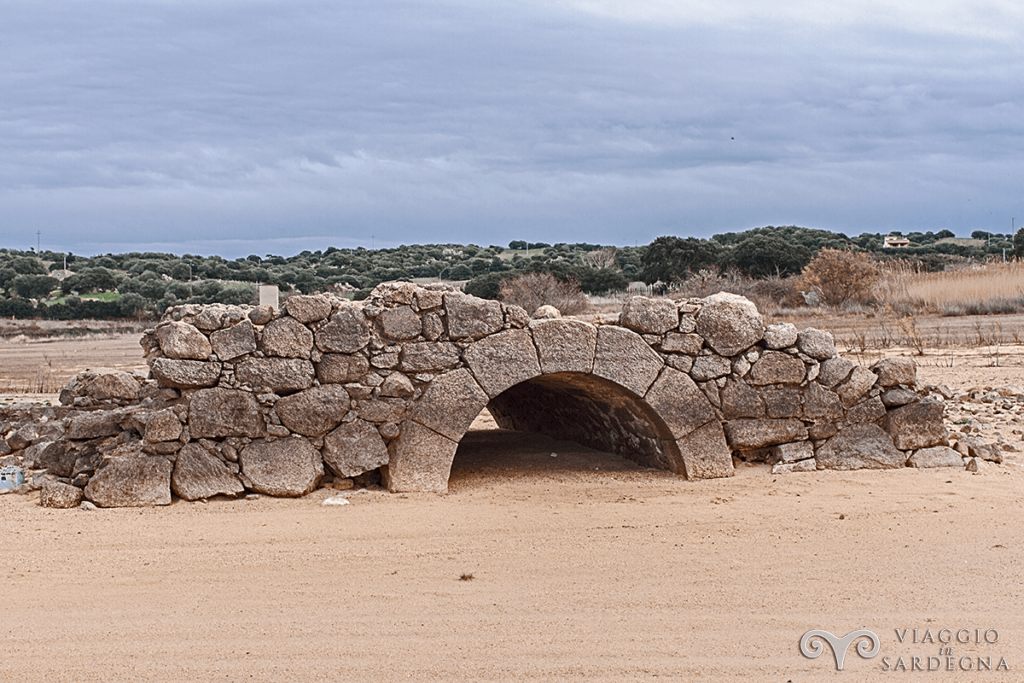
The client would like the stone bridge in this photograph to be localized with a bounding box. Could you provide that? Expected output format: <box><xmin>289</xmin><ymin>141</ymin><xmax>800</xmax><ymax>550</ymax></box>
<box><xmin>34</xmin><ymin>282</ymin><xmax>952</xmax><ymax>506</ymax></box>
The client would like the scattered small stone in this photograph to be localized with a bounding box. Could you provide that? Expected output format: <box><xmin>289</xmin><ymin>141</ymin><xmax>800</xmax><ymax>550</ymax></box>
<box><xmin>321</xmin><ymin>495</ymin><xmax>351</xmax><ymax>506</ymax></box>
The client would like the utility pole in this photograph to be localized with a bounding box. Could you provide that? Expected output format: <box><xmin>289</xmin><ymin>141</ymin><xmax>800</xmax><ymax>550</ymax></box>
<box><xmin>36</xmin><ymin>231</ymin><xmax>40</xmax><ymax>252</ymax></box>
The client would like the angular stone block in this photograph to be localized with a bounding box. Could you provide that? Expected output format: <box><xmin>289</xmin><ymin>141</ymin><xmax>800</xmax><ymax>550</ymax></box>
<box><xmin>239</xmin><ymin>437</ymin><xmax>324</xmax><ymax>497</ymax></box>
<box><xmin>150</xmin><ymin>358</ymin><xmax>222</xmax><ymax>389</ymax></box>
<box><xmin>763</xmin><ymin>323</ymin><xmax>798</xmax><ymax>349</ymax></box>
<box><xmin>444</xmin><ymin>293</ymin><xmax>504</xmax><ymax>340</ymax></box>
<box><xmin>592</xmin><ymin>326</ymin><xmax>664</xmax><ymax>397</ymax></box>
<box><xmin>907</xmin><ymin>446</ymin><xmax>963</xmax><ymax>468</ymax></box>
<box><xmin>144</xmin><ymin>409</ymin><xmax>182</xmax><ymax>443</ymax></box>
<box><xmin>796</xmin><ymin>328</ymin><xmax>836</xmax><ymax>360</ymax></box>
<box><xmin>378</xmin><ymin>305</ymin><xmax>422</xmax><ymax>341</ymax></box>
<box><xmin>882</xmin><ymin>400</ymin><xmax>947</xmax><ymax>450</ymax></box>
<box><xmin>837</xmin><ymin>365</ymin><xmax>877</xmax><ymax>406</ymax></box>
<box><xmin>322</xmin><ymin>419</ymin><xmax>390</xmax><ymax>478</ymax></box>
<box><xmin>85</xmin><ymin>455</ymin><xmax>172</xmax><ymax>507</ymax></box>
<box><xmin>189</xmin><ymin>388</ymin><xmax>267</xmax><ymax>439</ymax></box>
<box><xmin>411</xmin><ymin>369</ymin><xmax>489</xmax><ymax>441</ymax></box>
<box><xmin>463</xmin><ymin>329</ymin><xmax>541</xmax><ymax>398</ymax></box>
<box><xmin>155</xmin><ymin>322</ymin><xmax>211</xmax><ymax>360</ymax></box>
<box><xmin>676</xmin><ymin>421</ymin><xmax>734</xmax><ymax>479</ymax></box>
<box><xmin>40</xmin><ymin>480</ymin><xmax>84</xmax><ymax>508</ymax></box>
<box><xmin>619</xmin><ymin>296</ymin><xmax>679</xmax><ymax>334</ymax></box>
<box><xmin>724</xmin><ymin>418</ymin><xmax>807</xmax><ymax>450</ymax></box>
<box><xmin>210</xmin><ymin>319</ymin><xmax>256</xmax><ymax>361</ymax></box>
<box><xmin>720</xmin><ymin>378</ymin><xmax>765</xmax><ymax>419</ymax></box>
<box><xmin>274</xmin><ymin>385</ymin><xmax>350</xmax><ymax>437</ymax></box>
<box><xmin>643</xmin><ymin>367</ymin><xmax>715</xmax><ymax>440</ymax></box>
<box><xmin>315</xmin><ymin>305</ymin><xmax>371</xmax><ymax>353</ymax></box>
<box><xmin>171</xmin><ymin>444</ymin><xmax>244</xmax><ymax>500</ymax></box>
<box><xmin>316</xmin><ymin>354</ymin><xmax>369</xmax><ymax>384</ymax></box>
<box><xmin>399</xmin><ymin>342</ymin><xmax>461</xmax><ymax>373</ymax></box>
<box><xmin>872</xmin><ymin>357</ymin><xmax>917</xmax><ymax>387</ymax></box>
<box><xmin>749</xmin><ymin>351</ymin><xmax>805</xmax><ymax>385</ymax></box>
<box><xmin>260</xmin><ymin>316</ymin><xmax>314</xmax><ymax>359</ymax></box>
<box><xmin>284</xmin><ymin>294</ymin><xmax>333</xmax><ymax>323</ymax></box>
<box><xmin>530</xmin><ymin>319</ymin><xmax>597</xmax><ymax>374</ymax></box>
<box><xmin>690</xmin><ymin>354</ymin><xmax>732</xmax><ymax>382</ymax></box>
<box><xmin>235</xmin><ymin>358</ymin><xmax>315</xmax><ymax>392</ymax></box>
<box><xmin>385</xmin><ymin>421</ymin><xmax>459</xmax><ymax>493</ymax></box>
<box><xmin>815</xmin><ymin>423</ymin><xmax>905</xmax><ymax>470</ymax></box>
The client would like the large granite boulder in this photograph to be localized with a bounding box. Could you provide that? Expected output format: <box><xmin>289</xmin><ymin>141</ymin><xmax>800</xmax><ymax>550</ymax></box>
<box><xmin>239</xmin><ymin>437</ymin><xmax>323</xmax><ymax>497</ymax></box>
<box><xmin>171</xmin><ymin>444</ymin><xmax>244</xmax><ymax>500</ymax></box>
<box><xmin>872</xmin><ymin>357</ymin><xmax>917</xmax><ymax>387</ymax></box>
<box><xmin>210</xmin><ymin>319</ymin><xmax>256</xmax><ymax>361</ymax></box>
<box><xmin>189</xmin><ymin>388</ymin><xmax>266</xmax><ymax>439</ymax></box>
<box><xmin>274</xmin><ymin>385</ymin><xmax>351</xmax><ymax>437</ymax></box>
<box><xmin>814</xmin><ymin>423</ymin><xmax>905</xmax><ymax>470</ymax></box>
<box><xmin>155</xmin><ymin>322</ymin><xmax>212</xmax><ymax>360</ymax></box>
<box><xmin>444</xmin><ymin>293</ymin><xmax>504</xmax><ymax>340</ymax></box>
<box><xmin>40</xmin><ymin>480</ymin><xmax>84</xmax><ymax>508</ymax></box>
<box><xmin>284</xmin><ymin>294</ymin><xmax>333</xmax><ymax>323</ymax></box>
<box><xmin>235</xmin><ymin>358</ymin><xmax>315</xmax><ymax>392</ymax></box>
<box><xmin>322</xmin><ymin>419</ymin><xmax>390</xmax><ymax>478</ymax></box>
<box><xmin>619</xmin><ymin>297</ymin><xmax>679</xmax><ymax>335</ymax></box>
<box><xmin>882</xmin><ymin>400</ymin><xmax>947</xmax><ymax>450</ymax></box>
<box><xmin>796</xmin><ymin>328</ymin><xmax>836</xmax><ymax>360</ymax></box>
<box><xmin>149</xmin><ymin>359</ymin><xmax>222</xmax><ymax>389</ymax></box>
<box><xmin>85</xmin><ymin>455</ymin><xmax>173</xmax><ymax>507</ymax></box>
<box><xmin>260</xmin><ymin>316</ymin><xmax>314</xmax><ymax>358</ymax></box>
<box><xmin>315</xmin><ymin>305</ymin><xmax>371</xmax><ymax>353</ymax></box>
<box><xmin>695</xmin><ymin>292</ymin><xmax>764</xmax><ymax>356</ymax></box>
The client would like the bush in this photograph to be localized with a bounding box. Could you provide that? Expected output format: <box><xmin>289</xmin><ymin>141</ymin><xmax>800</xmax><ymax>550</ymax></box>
<box><xmin>464</xmin><ymin>272</ymin><xmax>507</xmax><ymax>300</ymax></box>
<box><xmin>497</xmin><ymin>272</ymin><xmax>588</xmax><ymax>316</ymax></box>
<box><xmin>800</xmin><ymin>248</ymin><xmax>879</xmax><ymax>307</ymax></box>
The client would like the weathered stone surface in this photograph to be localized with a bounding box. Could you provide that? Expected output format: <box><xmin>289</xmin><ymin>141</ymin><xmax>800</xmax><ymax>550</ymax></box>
<box><xmin>880</xmin><ymin>388</ymin><xmax>920</xmax><ymax>407</ymax></box>
<box><xmin>378</xmin><ymin>305</ymin><xmax>422</xmax><ymax>341</ymax></box>
<box><xmin>965</xmin><ymin>456</ymin><xmax>985</xmax><ymax>472</ymax></box>
<box><xmin>421</xmin><ymin>312</ymin><xmax>444</xmax><ymax>341</ymax></box>
<box><xmin>261</xmin><ymin>316</ymin><xmax>314</xmax><ymax>358</ymax></box>
<box><xmin>690</xmin><ymin>354</ymin><xmax>732</xmax><ymax>382</ymax></box>
<box><xmin>723</xmin><ymin>419</ymin><xmax>807</xmax><ymax>450</ymax></box>
<box><xmin>171</xmin><ymin>443</ymin><xmax>244</xmax><ymax>500</ymax></box>
<box><xmin>274</xmin><ymin>385</ymin><xmax>350</xmax><ymax>437</ymax></box>
<box><xmin>818</xmin><ymin>357</ymin><xmax>854</xmax><ymax>389</ymax></box>
<box><xmin>76</xmin><ymin>369</ymin><xmax>141</xmax><ymax>401</ymax></box>
<box><xmin>749</xmin><ymin>351</ymin><xmax>805</xmax><ymax>385</ymax></box>
<box><xmin>463</xmin><ymin>329</ymin><xmax>541</xmax><ymax>398</ymax></box>
<box><xmin>31</xmin><ymin>442</ymin><xmax>75</xmax><ymax>477</ymax></box>
<box><xmin>315</xmin><ymin>306</ymin><xmax>371</xmax><ymax>353</ymax></box>
<box><xmin>210</xmin><ymin>319</ymin><xmax>256</xmax><ymax>361</ymax></box>
<box><xmin>235</xmin><ymin>358</ymin><xmax>315</xmax><ymax>392</ymax></box>
<box><xmin>356</xmin><ymin>398</ymin><xmax>408</xmax><ymax>424</ymax></box>
<box><xmin>316</xmin><ymin>354</ymin><xmax>369</xmax><ymax>384</ymax></box>
<box><xmin>771</xmin><ymin>459</ymin><xmax>817</xmax><ymax>474</ymax></box>
<box><xmin>808</xmin><ymin>421</ymin><xmax>838</xmax><ymax>441</ymax></box>
<box><xmin>189</xmin><ymin>388</ymin><xmax>267</xmax><ymax>439</ymax></box>
<box><xmin>322</xmin><ymin>419</ymin><xmax>390</xmax><ymax>478</ymax></box>
<box><xmin>398</xmin><ymin>342</ymin><xmax>461</xmax><ymax>373</ymax></box>
<box><xmin>67</xmin><ymin>411</ymin><xmax>121</xmax><ymax>440</ymax></box>
<box><xmin>144</xmin><ymin>409</ymin><xmax>182</xmax><ymax>443</ymax></box>
<box><xmin>415</xmin><ymin>288</ymin><xmax>444</xmax><ymax>310</ymax></box>
<box><xmin>837</xmin><ymin>366</ymin><xmax>877</xmax><ymax>406</ymax></box>
<box><xmin>385</xmin><ymin>421</ymin><xmax>459</xmax><ymax>493</ymax></box>
<box><xmin>954</xmin><ymin>436</ymin><xmax>1002</xmax><ymax>463</ymax></box>
<box><xmin>815</xmin><ymin>423</ymin><xmax>905</xmax><ymax>470</ymax></box>
<box><xmin>907</xmin><ymin>446</ymin><xmax>963</xmax><ymax>468</ymax></box>
<box><xmin>40</xmin><ymin>480</ymin><xmax>84</xmax><ymax>508</ymax></box>
<box><xmin>762</xmin><ymin>385</ymin><xmax>803</xmax><ymax>418</ymax></box>
<box><xmin>797</xmin><ymin>328</ymin><xmax>836</xmax><ymax>360</ymax></box>
<box><xmin>444</xmin><ymin>293</ymin><xmax>504</xmax><ymax>340</ymax></box>
<box><xmin>619</xmin><ymin>297</ymin><xmax>678</xmax><ymax>334</ymax></box>
<box><xmin>248</xmin><ymin>305</ymin><xmax>274</xmax><ymax>325</ymax></box>
<box><xmin>676</xmin><ymin>421</ymin><xmax>733</xmax><ymax>479</ymax></box>
<box><xmin>284</xmin><ymin>294</ymin><xmax>333</xmax><ymax>323</ymax></box>
<box><xmin>844</xmin><ymin>396</ymin><xmax>886</xmax><ymax>425</ymax></box>
<box><xmin>411</xmin><ymin>369</ymin><xmax>489</xmax><ymax>441</ymax></box>
<box><xmin>695</xmin><ymin>292</ymin><xmax>764</xmax><ymax>356</ymax></box>
<box><xmin>720</xmin><ymin>378</ymin><xmax>765</xmax><ymax>419</ymax></box>
<box><xmin>771</xmin><ymin>441</ymin><xmax>814</xmax><ymax>464</ymax></box>
<box><xmin>804</xmin><ymin>382</ymin><xmax>843</xmax><ymax>421</ymax></box>
<box><xmin>531</xmin><ymin>319</ymin><xmax>597</xmax><ymax>374</ymax></box>
<box><xmin>380</xmin><ymin>373</ymin><xmax>415</xmax><ymax>398</ymax></box>
<box><xmin>872</xmin><ymin>357</ymin><xmax>917</xmax><ymax>387</ymax></box>
<box><xmin>155</xmin><ymin>322</ymin><xmax>212</xmax><ymax>360</ymax></box>
<box><xmin>763</xmin><ymin>323</ymin><xmax>799</xmax><ymax>349</ymax></box>
<box><xmin>644</xmin><ymin>367</ymin><xmax>716</xmax><ymax>440</ymax></box>
<box><xmin>592</xmin><ymin>326</ymin><xmax>664</xmax><ymax>397</ymax></box>
<box><xmin>660</xmin><ymin>333</ymin><xmax>702</xmax><ymax>355</ymax></box>
<box><xmin>85</xmin><ymin>455</ymin><xmax>172</xmax><ymax>507</ymax></box>
<box><xmin>505</xmin><ymin>303</ymin><xmax>530</xmax><ymax>329</ymax></box>
<box><xmin>150</xmin><ymin>358</ymin><xmax>222</xmax><ymax>389</ymax></box>
<box><xmin>239</xmin><ymin>437</ymin><xmax>323</xmax><ymax>497</ymax></box>
<box><xmin>882</xmin><ymin>400</ymin><xmax>947</xmax><ymax>450</ymax></box>
<box><xmin>533</xmin><ymin>304</ymin><xmax>560</xmax><ymax>319</ymax></box>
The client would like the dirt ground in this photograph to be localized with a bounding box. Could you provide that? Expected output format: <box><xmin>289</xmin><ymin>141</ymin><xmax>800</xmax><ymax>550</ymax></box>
<box><xmin>2</xmin><ymin>320</ymin><xmax>1024</xmax><ymax>681</ymax></box>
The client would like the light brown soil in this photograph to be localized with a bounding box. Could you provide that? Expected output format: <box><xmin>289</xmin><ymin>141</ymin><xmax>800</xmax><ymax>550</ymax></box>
<box><xmin>2</xmin><ymin>324</ymin><xmax>1023</xmax><ymax>681</ymax></box>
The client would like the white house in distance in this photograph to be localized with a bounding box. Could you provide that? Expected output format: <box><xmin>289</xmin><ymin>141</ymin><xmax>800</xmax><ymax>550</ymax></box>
<box><xmin>883</xmin><ymin>235</ymin><xmax>911</xmax><ymax>248</ymax></box>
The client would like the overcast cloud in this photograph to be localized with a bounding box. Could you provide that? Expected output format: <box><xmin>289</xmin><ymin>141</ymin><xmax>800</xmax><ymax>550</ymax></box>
<box><xmin>1</xmin><ymin>0</ymin><xmax>1021</xmax><ymax>257</ymax></box>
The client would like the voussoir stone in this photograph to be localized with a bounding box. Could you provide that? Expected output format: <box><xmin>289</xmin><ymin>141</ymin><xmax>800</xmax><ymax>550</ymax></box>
<box><xmin>749</xmin><ymin>351</ymin><xmax>805</xmax><ymax>385</ymax></box>
<box><xmin>815</xmin><ymin>423</ymin><xmax>905</xmax><ymax>470</ymax></box>
<box><xmin>235</xmin><ymin>358</ymin><xmax>314</xmax><ymax>392</ymax></box>
<box><xmin>644</xmin><ymin>367</ymin><xmax>716</xmax><ymax>440</ymax></box>
<box><xmin>907</xmin><ymin>446</ymin><xmax>963</xmax><ymax>468</ymax></box>
<box><xmin>463</xmin><ymin>329</ymin><xmax>541</xmax><ymax>398</ymax></box>
<box><xmin>411</xmin><ymin>369</ymin><xmax>489</xmax><ymax>441</ymax></box>
<box><xmin>171</xmin><ymin>443</ymin><xmax>244</xmax><ymax>500</ymax></box>
<box><xmin>530</xmin><ymin>319</ymin><xmax>597</xmax><ymax>374</ymax></box>
<box><xmin>284</xmin><ymin>294</ymin><xmax>333</xmax><ymax>323</ymax></box>
<box><xmin>239</xmin><ymin>437</ymin><xmax>324</xmax><ymax>497</ymax></box>
<box><xmin>882</xmin><ymin>400</ymin><xmax>947</xmax><ymax>450</ymax></box>
<box><xmin>796</xmin><ymin>328</ymin><xmax>836</xmax><ymax>360</ymax></box>
<box><xmin>189</xmin><ymin>388</ymin><xmax>267</xmax><ymax>439</ymax></box>
<box><xmin>723</xmin><ymin>418</ymin><xmax>807</xmax><ymax>450</ymax></box>
<box><xmin>40</xmin><ymin>480</ymin><xmax>84</xmax><ymax>508</ymax></box>
<box><xmin>316</xmin><ymin>354</ymin><xmax>369</xmax><ymax>384</ymax></box>
<box><xmin>322</xmin><ymin>419</ymin><xmax>390</xmax><ymax>478</ymax></box>
<box><xmin>444</xmin><ymin>293</ymin><xmax>504</xmax><ymax>340</ymax></box>
<box><xmin>385</xmin><ymin>421</ymin><xmax>459</xmax><ymax>493</ymax></box>
<box><xmin>155</xmin><ymin>322</ymin><xmax>212</xmax><ymax>360</ymax></box>
<box><xmin>150</xmin><ymin>358</ymin><xmax>222</xmax><ymax>389</ymax></box>
<box><xmin>210</xmin><ymin>319</ymin><xmax>256</xmax><ymax>361</ymax></box>
<box><xmin>85</xmin><ymin>455</ymin><xmax>172</xmax><ymax>507</ymax></box>
<box><xmin>315</xmin><ymin>305</ymin><xmax>370</xmax><ymax>353</ymax></box>
<box><xmin>592</xmin><ymin>326</ymin><xmax>664</xmax><ymax>397</ymax></box>
<box><xmin>274</xmin><ymin>385</ymin><xmax>350</xmax><ymax>437</ymax></box>
<box><xmin>675</xmin><ymin>421</ymin><xmax>734</xmax><ymax>479</ymax></box>
<box><xmin>872</xmin><ymin>357</ymin><xmax>917</xmax><ymax>387</ymax></box>
<box><xmin>619</xmin><ymin>297</ymin><xmax>679</xmax><ymax>335</ymax></box>
<box><xmin>399</xmin><ymin>342</ymin><xmax>461</xmax><ymax>373</ymax></box>
<box><xmin>378</xmin><ymin>305</ymin><xmax>422</xmax><ymax>341</ymax></box>
<box><xmin>260</xmin><ymin>316</ymin><xmax>314</xmax><ymax>358</ymax></box>
<box><xmin>695</xmin><ymin>292</ymin><xmax>764</xmax><ymax>357</ymax></box>
<box><xmin>763</xmin><ymin>323</ymin><xmax>799</xmax><ymax>350</ymax></box>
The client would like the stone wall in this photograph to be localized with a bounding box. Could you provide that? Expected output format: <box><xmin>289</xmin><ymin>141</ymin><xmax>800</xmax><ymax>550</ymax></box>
<box><xmin>1</xmin><ymin>283</ymin><xmax>965</xmax><ymax>507</ymax></box>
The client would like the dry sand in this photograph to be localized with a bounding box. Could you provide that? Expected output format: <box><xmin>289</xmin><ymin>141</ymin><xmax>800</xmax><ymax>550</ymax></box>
<box><xmin>2</xmin><ymin>330</ymin><xmax>1023</xmax><ymax>681</ymax></box>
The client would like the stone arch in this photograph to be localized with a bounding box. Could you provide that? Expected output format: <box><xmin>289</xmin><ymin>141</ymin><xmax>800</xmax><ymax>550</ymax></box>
<box><xmin>384</xmin><ymin>319</ymin><xmax>734</xmax><ymax>492</ymax></box>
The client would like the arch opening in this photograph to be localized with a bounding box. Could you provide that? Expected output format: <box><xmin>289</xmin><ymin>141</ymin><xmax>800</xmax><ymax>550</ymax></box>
<box><xmin>473</xmin><ymin>372</ymin><xmax>684</xmax><ymax>474</ymax></box>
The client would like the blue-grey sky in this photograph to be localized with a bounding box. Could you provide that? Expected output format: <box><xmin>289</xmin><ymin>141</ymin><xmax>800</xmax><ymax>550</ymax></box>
<box><xmin>1</xmin><ymin>0</ymin><xmax>1022</xmax><ymax>258</ymax></box>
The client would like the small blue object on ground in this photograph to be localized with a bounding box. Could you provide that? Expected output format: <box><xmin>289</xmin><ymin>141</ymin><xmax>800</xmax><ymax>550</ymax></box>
<box><xmin>0</xmin><ymin>466</ymin><xmax>25</xmax><ymax>492</ymax></box>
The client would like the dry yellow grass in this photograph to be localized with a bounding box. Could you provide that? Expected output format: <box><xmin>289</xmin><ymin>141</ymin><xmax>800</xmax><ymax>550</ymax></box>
<box><xmin>876</xmin><ymin>260</ymin><xmax>1024</xmax><ymax>314</ymax></box>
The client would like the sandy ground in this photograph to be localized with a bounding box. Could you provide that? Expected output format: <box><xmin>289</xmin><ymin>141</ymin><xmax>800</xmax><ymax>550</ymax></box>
<box><xmin>2</xmin><ymin>326</ymin><xmax>1024</xmax><ymax>681</ymax></box>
